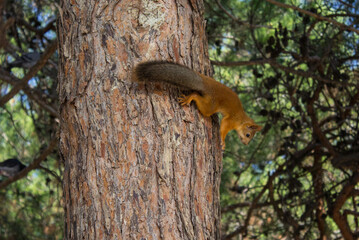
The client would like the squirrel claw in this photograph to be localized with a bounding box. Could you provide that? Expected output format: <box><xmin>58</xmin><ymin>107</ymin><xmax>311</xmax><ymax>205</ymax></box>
<box><xmin>178</xmin><ymin>95</ymin><xmax>190</xmax><ymax>106</ymax></box>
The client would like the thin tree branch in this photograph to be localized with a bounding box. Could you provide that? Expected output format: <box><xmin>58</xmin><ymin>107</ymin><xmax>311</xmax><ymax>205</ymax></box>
<box><xmin>0</xmin><ymin>137</ymin><xmax>58</xmax><ymax>189</ymax></box>
<box><xmin>222</xmin><ymin>165</ymin><xmax>285</xmax><ymax>239</ymax></box>
<box><xmin>319</xmin><ymin>86</ymin><xmax>359</xmax><ymax>128</ymax></box>
<box><xmin>214</xmin><ymin>0</ymin><xmax>272</xmax><ymax>29</ymax></box>
<box><xmin>0</xmin><ymin>68</ymin><xmax>59</xmax><ymax>118</ymax></box>
<box><xmin>344</xmin><ymin>210</ymin><xmax>359</xmax><ymax>218</ymax></box>
<box><xmin>337</xmin><ymin>0</ymin><xmax>354</xmax><ymax>9</ymax></box>
<box><xmin>265</xmin><ymin>0</ymin><xmax>359</xmax><ymax>35</ymax></box>
<box><xmin>311</xmin><ymin>146</ymin><xmax>328</xmax><ymax>240</ymax></box>
<box><xmin>17</xmin><ymin>18</ymin><xmax>56</xmax><ymax>35</ymax></box>
<box><xmin>267</xmin><ymin>61</ymin><xmax>353</xmax><ymax>86</ymax></box>
<box><xmin>37</xmin><ymin>165</ymin><xmax>62</xmax><ymax>183</ymax></box>
<box><xmin>3</xmin><ymin>107</ymin><xmax>27</xmax><ymax>141</ymax></box>
<box><xmin>211</xmin><ymin>59</ymin><xmax>272</xmax><ymax>67</ymax></box>
<box><xmin>331</xmin><ymin>172</ymin><xmax>359</xmax><ymax>240</ymax></box>
<box><xmin>222</xmin><ymin>198</ymin><xmax>295</xmax><ymax>213</ymax></box>
<box><xmin>0</xmin><ymin>17</ymin><xmax>16</xmax><ymax>52</ymax></box>
<box><xmin>307</xmin><ymin>86</ymin><xmax>337</xmax><ymax>156</ymax></box>
<box><xmin>0</xmin><ymin>39</ymin><xmax>58</xmax><ymax>107</ymax></box>
<box><xmin>331</xmin><ymin>153</ymin><xmax>359</xmax><ymax>169</ymax></box>
<box><xmin>268</xmin><ymin>169</ymin><xmax>301</xmax><ymax>240</ymax></box>
<box><xmin>326</xmin><ymin>13</ymin><xmax>359</xmax><ymax>18</ymax></box>
<box><xmin>212</xmin><ymin>60</ymin><xmax>355</xmax><ymax>86</ymax></box>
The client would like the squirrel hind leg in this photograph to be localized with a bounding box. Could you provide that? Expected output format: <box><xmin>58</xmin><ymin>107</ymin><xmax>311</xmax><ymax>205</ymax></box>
<box><xmin>179</xmin><ymin>93</ymin><xmax>214</xmax><ymax>117</ymax></box>
<box><xmin>178</xmin><ymin>94</ymin><xmax>193</xmax><ymax>106</ymax></box>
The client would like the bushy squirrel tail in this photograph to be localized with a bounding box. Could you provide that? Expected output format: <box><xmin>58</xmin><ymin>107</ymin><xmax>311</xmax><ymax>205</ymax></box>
<box><xmin>132</xmin><ymin>61</ymin><xmax>205</xmax><ymax>92</ymax></box>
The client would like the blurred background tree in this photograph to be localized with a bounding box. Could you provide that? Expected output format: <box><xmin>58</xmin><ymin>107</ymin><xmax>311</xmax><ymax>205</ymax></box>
<box><xmin>0</xmin><ymin>0</ymin><xmax>358</xmax><ymax>239</ymax></box>
<box><xmin>0</xmin><ymin>0</ymin><xmax>61</xmax><ymax>239</ymax></box>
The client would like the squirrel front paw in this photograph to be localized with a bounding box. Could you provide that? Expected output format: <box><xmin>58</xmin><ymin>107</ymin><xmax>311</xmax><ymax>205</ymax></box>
<box><xmin>221</xmin><ymin>142</ymin><xmax>226</xmax><ymax>151</ymax></box>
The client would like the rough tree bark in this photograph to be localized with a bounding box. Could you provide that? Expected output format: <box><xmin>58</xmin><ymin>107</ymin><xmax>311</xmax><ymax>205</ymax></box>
<box><xmin>58</xmin><ymin>0</ymin><xmax>222</xmax><ymax>239</ymax></box>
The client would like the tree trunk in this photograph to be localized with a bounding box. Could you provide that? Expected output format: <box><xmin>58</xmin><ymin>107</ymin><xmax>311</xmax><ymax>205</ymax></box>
<box><xmin>58</xmin><ymin>0</ymin><xmax>222</xmax><ymax>239</ymax></box>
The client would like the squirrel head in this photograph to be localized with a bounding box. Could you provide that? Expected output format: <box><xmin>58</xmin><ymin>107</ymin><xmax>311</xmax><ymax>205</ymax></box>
<box><xmin>236</xmin><ymin>122</ymin><xmax>262</xmax><ymax>145</ymax></box>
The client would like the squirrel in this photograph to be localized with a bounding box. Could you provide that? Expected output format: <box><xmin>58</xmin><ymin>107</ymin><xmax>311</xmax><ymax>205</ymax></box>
<box><xmin>132</xmin><ymin>61</ymin><xmax>262</xmax><ymax>149</ymax></box>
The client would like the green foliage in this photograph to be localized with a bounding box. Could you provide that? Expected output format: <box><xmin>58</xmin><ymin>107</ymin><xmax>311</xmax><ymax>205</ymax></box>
<box><xmin>0</xmin><ymin>104</ymin><xmax>62</xmax><ymax>239</ymax></box>
<box><xmin>0</xmin><ymin>103</ymin><xmax>38</xmax><ymax>159</ymax></box>
<box><xmin>0</xmin><ymin>0</ymin><xmax>61</xmax><ymax>239</ymax></box>
<box><xmin>0</xmin><ymin>176</ymin><xmax>62</xmax><ymax>240</ymax></box>
<box><xmin>206</xmin><ymin>0</ymin><xmax>359</xmax><ymax>239</ymax></box>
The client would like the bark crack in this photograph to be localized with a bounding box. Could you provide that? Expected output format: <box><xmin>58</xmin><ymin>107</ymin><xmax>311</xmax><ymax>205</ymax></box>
<box><xmin>190</xmin><ymin>133</ymin><xmax>198</xmax><ymax>239</ymax></box>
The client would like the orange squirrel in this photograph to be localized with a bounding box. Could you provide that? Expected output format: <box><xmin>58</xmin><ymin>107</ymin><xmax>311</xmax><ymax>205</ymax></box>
<box><xmin>132</xmin><ymin>61</ymin><xmax>262</xmax><ymax>149</ymax></box>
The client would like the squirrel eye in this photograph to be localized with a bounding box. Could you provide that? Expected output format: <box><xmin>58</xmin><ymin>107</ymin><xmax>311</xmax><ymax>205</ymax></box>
<box><xmin>246</xmin><ymin>133</ymin><xmax>250</xmax><ymax>138</ymax></box>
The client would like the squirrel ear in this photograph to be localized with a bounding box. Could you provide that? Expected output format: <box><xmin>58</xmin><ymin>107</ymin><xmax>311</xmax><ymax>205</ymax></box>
<box><xmin>248</xmin><ymin>124</ymin><xmax>262</xmax><ymax>131</ymax></box>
